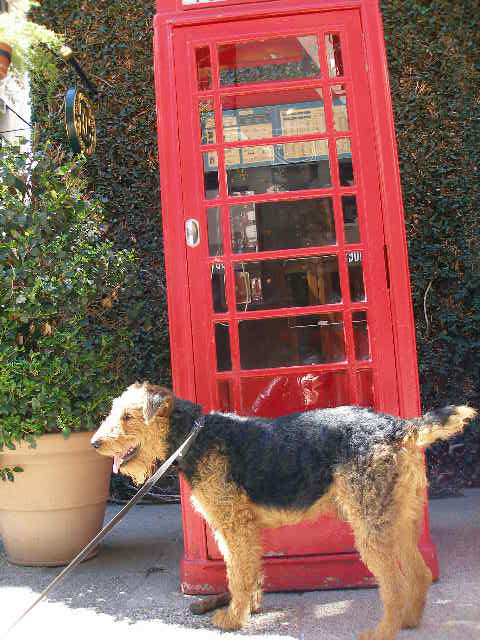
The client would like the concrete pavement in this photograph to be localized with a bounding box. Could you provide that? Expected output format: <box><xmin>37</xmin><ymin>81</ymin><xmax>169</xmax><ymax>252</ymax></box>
<box><xmin>1</xmin><ymin>489</ymin><xmax>479</xmax><ymax>640</ymax></box>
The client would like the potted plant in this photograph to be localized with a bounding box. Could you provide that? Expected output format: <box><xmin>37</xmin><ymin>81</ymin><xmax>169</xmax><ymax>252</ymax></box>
<box><xmin>0</xmin><ymin>1</ymin><xmax>61</xmax><ymax>84</ymax></box>
<box><xmin>0</xmin><ymin>140</ymin><xmax>135</xmax><ymax>565</ymax></box>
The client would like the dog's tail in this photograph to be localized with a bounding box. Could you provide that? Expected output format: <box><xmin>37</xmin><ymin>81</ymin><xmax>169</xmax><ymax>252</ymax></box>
<box><xmin>412</xmin><ymin>405</ymin><xmax>477</xmax><ymax>448</ymax></box>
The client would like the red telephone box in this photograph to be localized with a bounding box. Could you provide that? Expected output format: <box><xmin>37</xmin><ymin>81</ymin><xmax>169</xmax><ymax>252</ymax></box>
<box><xmin>153</xmin><ymin>0</ymin><xmax>438</xmax><ymax>594</ymax></box>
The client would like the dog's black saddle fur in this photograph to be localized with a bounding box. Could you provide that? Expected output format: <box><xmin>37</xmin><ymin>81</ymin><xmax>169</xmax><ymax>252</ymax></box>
<box><xmin>167</xmin><ymin>398</ymin><xmax>411</xmax><ymax>510</ymax></box>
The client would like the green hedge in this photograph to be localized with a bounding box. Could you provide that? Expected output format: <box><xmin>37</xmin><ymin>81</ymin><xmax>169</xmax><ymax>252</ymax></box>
<box><xmin>381</xmin><ymin>1</ymin><xmax>479</xmax><ymax>412</ymax></box>
<box><xmin>29</xmin><ymin>0</ymin><xmax>479</xmax><ymax>415</ymax></box>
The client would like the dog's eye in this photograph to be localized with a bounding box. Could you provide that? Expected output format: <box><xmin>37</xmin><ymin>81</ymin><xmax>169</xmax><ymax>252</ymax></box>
<box><xmin>123</xmin><ymin>413</ymin><xmax>131</xmax><ymax>422</ymax></box>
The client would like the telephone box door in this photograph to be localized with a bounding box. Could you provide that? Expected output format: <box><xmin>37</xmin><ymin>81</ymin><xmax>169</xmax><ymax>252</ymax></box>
<box><xmin>154</xmin><ymin>0</ymin><xmax>438</xmax><ymax>593</ymax></box>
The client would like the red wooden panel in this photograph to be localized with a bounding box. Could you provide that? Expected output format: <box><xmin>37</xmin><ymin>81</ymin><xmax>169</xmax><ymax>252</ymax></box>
<box><xmin>207</xmin><ymin>514</ymin><xmax>356</xmax><ymax>559</ymax></box>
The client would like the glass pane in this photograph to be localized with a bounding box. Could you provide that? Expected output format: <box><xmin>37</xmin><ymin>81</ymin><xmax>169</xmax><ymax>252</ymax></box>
<box><xmin>332</xmin><ymin>85</ymin><xmax>349</xmax><ymax>131</ymax></box>
<box><xmin>337</xmin><ymin>138</ymin><xmax>354</xmax><ymax>186</ymax></box>
<box><xmin>227</xmin><ymin>140</ymin><xmax>331</xmax><ymax>196</ymax></box>
<box><xmin>325</xmin><ymin>33</ymin><xmax>344</xmax><ymax>78</ymax></box>
<box><xmin>230</xmin><ymin>197</ymin><xmax>336</xmax><ymax>253</ymax></box>
<box><xmin>241</xmin><ymin>371</ymin><xmax>350</xmax><ymax>417</ymax></box>
<box><xmin>218</xmin><ymin>35</ymin><xmax>321</xmax><ymax>86</ymax></box>
<box><xmin>357</xmin><ymin>369</ymin><xmax>374</xmax><ymax>407</ymax></box>
<box><xmin>207</xmin><ymin>207</ymin><xmax>223</xmax><ymax>256</ymax></box>
<box><xmin>234</xmin><ymin>255</ymin><xmax>341</xmax><ymax>312</ymax></box>
<box><xmin>195</xmin><ymin>46</ymin><xmax>212</xmax><ymax>91</ymax></box>
<box><xmin>352</xmin><ymin>311</ymin><xmax>370</xmax><ymax>361</ymax></box>
<box><xmin>199</xmin><ymin>98</ymin><xmax>216</xmax><ymax>145</ymax></box>
<box><xmin>239</xmin><ymin>312</ymin><xmax>345</xmax><ymax>369</ymax></box>
<box><xmin>211</xmin><ymin>263</ymin><xmax>227</xmax><ymax>312</ymax></box>
<box><xmin>221</xmin><ymin>89</ymin><xmax>325</xmax><ymax>142</ymax></box>
<box><xmin>215</xmin><ymin>323</ymin><xmax>232</xmax><ymax>371</ymax></box>
<box><xmin>347</xmin><ymin>251</ymin><xmax>366</xmax><ymax>302</ymax></box>
<box><xmin>218</xmin><ymin>379</ymin><xmax>234</xmax><ymax>412</ymax></box>
<box><xmin>342</xmin><ymin>195</ymin><xmax>360</xmax><ymax>244</ymax></box>
<box><xmin>203</xmin><ymin>151</ymin><xmax>219</xmax><ymax>199</ymax></box>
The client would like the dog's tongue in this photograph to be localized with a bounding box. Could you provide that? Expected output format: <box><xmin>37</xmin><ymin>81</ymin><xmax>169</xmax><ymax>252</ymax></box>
<box><xmin>113</xmin><ymin>455</ymin><xmax>123</xmax><ymax>474</ymax></box>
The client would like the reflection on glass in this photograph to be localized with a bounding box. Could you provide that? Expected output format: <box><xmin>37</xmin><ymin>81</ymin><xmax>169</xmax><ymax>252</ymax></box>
<box><xmin>215</xmin><ymin>323</ymin><xmax>232</xmax><ymax>371</ymax></box>
<box><xmin>223</xmin><ymin>104</ymin><xmax>273</xmax><ymax>143</ymax></box>
<box><xmin>230</xmin><ymin>197</ymin><xmax>336</xmax><ymax>253</ymax></box>
<box><xmin>336</xmin><ymin>138</ymin><xmax>354</xmax><ymax>186</ymax></box>
<box><xmin>218</xmin><ymin>379</ymin><xmax>234</xmax><ymax>412</ymax></box>
<box><xmin>199</xmin><ymin>98</ymin><xmax>215</xmax><ymax>145</ymax></box>
<box><xmin>241</xmin><ymin>371</ymin><xmax>350</xmax><ymax>417</ymax></box>
<box><xmin>226</xmin><ymin>140</ymin><xmax>331</xmax><ymax>196</ymax></box>
<box><xmin>221</xmin><ymin>89</ymin><xmax>326</xmax><ymax>143</ymax></box>
<box><xmin>196</xmin><ymin>46</ymin><xmax>212</xmax><ymax>91</ymax></box>
<box><xmin>325</xmin><ymin>33</ymin><xmax>344</xmax><ymax>77</ymax></box>
<box><xmin>207</xmin><ymin>207</ymin><xmax>223</xmax><ymax>256</ymax></box>
<box><xmin>357</xmin><ymin>369</ymin><xmax>374</xmax><ymax>407</ymax></box>
<box><xmin>211</xmin><ymin>263</ymin><xmax>227</xmax><ymax>312</ymax></box>
<box><xmin>342</xmin><ymin>195</ymin><xmax>360</xmax><ymax>244</ymax></box>
<box><xmin>234</xmin><ymin>256</ymin><xmax>341</xmax><ymax>312</ymax></box>
<box><xmin>352</xmin><ymin>311</ymin><xmax>370</xmax><ymax>360</ymax></box>
<box><xmin>239</xmin><ymin>312</ymin><xmax>345</xmax><ymax>369</ymax></box>
<box><xmin>203</xmin><ymin>151</ymin><xmax>219</xmax><ymax>198</ymax></box>
<box><xmin>332</xmin><ymin>85</ymin><xmax>349</xmax><ymax>131</ymax></box>
<box><xmin>347</xmin><ymin>251</ymin><xmax>366</xmax><ymax>302</ymax></box>
<box><xmin>218</xmin><ymin>35</ymin><xmax>321</xmax><ymax>86</ymax></box>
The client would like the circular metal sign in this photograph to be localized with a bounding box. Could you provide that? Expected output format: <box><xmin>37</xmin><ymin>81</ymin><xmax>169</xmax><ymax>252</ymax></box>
<box><xmin>64</xmin><ymin>87</ymin><xmax>96</xmax><ymax>156</ymax></box>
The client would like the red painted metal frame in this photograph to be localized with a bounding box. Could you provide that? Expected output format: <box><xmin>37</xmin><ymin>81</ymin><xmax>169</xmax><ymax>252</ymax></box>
<box><xmin>153</xmin><ymin>0</ymin><xmax>438</xmax><ymax>595</ymax></box>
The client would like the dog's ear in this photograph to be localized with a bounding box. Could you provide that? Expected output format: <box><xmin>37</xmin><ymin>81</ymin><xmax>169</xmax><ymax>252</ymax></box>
<box><xmin>143</xmin><ymin>384</ymin><xmax>173</xmax><ymax>424</ymax></box>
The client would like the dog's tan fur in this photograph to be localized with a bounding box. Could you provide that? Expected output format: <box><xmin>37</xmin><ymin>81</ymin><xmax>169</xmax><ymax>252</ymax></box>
<box><xmin>92</xmin><ymin>383</ymin><xmax>476</xmax><ymax>640</ymax></box>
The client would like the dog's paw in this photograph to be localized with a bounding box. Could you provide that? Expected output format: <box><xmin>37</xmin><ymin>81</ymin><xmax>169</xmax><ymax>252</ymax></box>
<box><xmin>212</xmin><ymin>607</ymin><xmax>243</xmax><ymax>631</ymax></box>
<box><xmin>401</xmin><ymin>611</ymin><xmax>423</xmax><ymax>629</ymax></box>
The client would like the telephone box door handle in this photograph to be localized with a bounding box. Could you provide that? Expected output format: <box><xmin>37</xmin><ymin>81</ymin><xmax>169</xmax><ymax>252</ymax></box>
<box><xmin>185</xmin><ymin>218</ymin><xmax>200</xmax><ymax>247</ymax></box>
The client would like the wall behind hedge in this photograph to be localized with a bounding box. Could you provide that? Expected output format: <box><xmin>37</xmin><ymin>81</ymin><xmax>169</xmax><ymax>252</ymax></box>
<box><xmin>30</xmin><ymin>1</ymin><xmax>479</xmax><ymax>413</ymax></box>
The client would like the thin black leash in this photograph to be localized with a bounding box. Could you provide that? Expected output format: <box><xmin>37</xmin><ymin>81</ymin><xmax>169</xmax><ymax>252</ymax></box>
<box><xmin>1</xmin><ymin>418</ymin><xmax>205</xmax><ymax>640</ymax></box>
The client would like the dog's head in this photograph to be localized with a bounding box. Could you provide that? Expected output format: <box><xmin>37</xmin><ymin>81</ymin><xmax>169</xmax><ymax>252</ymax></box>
<box><xmin>91</xmin><ymin>382</ymin><xmax>173</xmax><ymax>484</ymax></box>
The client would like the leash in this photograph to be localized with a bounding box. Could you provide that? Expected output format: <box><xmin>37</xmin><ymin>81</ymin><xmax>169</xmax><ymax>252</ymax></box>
<box><xmin>1</xmin><ymin>417</ymin><xmax>205</xmax><ymax>639</ymax></box>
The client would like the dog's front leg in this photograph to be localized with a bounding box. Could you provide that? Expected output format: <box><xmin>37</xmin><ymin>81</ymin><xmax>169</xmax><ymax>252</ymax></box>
<box><xmin>211</xmin><ymin>519</ymin><xmax>263</xmax><ymax>631</ymax></box>
<box><xmin>190</xmin><ymin>455</ymin><xmax>263</xmax><ymax>630</ymax></box>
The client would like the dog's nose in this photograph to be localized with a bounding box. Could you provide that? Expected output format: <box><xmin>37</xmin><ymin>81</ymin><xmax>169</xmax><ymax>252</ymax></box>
<box><xmin>91</xmin><ymin>439</ymin><xmax>103</xmax><ymax>449</ymax></box>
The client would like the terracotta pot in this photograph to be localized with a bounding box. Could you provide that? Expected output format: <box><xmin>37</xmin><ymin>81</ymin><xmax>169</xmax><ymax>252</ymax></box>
<box><xmin>0</xmin><ymin>432</ymin><xmax>112</xmax><ymax>566</ymax></box>
<box><xmin>0</xmin><ymin>42</ymin><xmax>12</xmax><ymax>80</ymax></box>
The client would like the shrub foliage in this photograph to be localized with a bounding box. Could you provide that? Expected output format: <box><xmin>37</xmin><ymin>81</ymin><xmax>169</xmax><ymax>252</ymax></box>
<box><xmin>0</xmin><ymin>142</ymin><xmax>135</xmax><ymax>467</ymax></box>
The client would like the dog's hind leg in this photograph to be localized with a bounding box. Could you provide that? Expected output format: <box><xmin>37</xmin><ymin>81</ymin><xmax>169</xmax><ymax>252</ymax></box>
<box><xmin>394</xmin><ymin>453</ymin><xmax>432</xmax><ymax>629</ymax></box>
<box><xmin>398</xmin><ymin>532</ymin><xmax>432</xmax><ymax>629</ymax></box>
<box><xmin>334</xmin><ymin>459</ymin><xmax>409</xmax><ymax>640</ymax></box>
<box><xmin>354</xmin><ymin>533</ymin><xmax>408</xmax><ymax>640</ymax></box>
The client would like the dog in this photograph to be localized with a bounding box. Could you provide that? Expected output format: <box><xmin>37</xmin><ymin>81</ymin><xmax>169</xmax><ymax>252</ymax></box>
<box><xmin>91</xmin><ymin>382</ymin><xmax>476</xmax><ymax>640</ymax></box>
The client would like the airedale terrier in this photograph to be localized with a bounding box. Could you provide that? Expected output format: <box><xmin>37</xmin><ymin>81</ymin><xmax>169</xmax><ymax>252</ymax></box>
<box><xmin>91</xmin><ymin>382</ymin><xmax>476</xmax><ymax>640</ymax></box>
